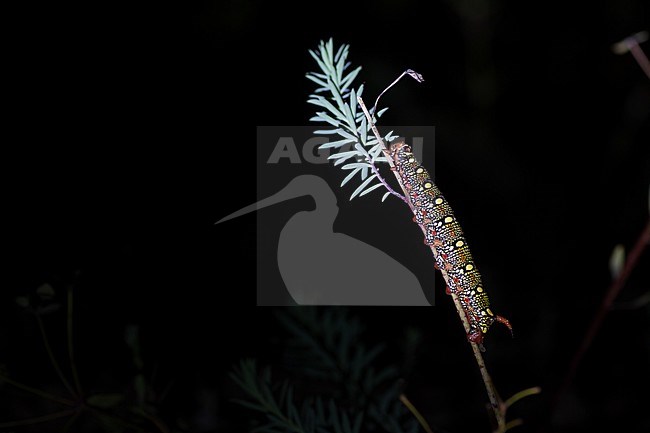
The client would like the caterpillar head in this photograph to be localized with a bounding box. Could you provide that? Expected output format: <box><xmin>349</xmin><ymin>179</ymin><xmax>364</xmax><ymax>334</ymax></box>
<box><xmin>388</xmin><ymin>141</ymin><xmax>410</xmax><ymax>154</ymax></box>
<box><xmin>389</xmin><ymin>141</ymin><xmax>411</xmax><ymax>153</ymax></box>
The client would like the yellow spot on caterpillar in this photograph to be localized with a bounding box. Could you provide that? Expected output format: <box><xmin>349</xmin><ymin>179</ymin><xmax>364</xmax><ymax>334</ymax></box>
<box><xmin>424</xmin><ymin>182</ymin><xmax>432</xmax><ymax>189</ymax></box>
<box><xmin>444</xmin><ymin>216</ymin><xmax>453</xmax><ymax>223</ymax></box>
<box><xmin>435</xmin><ymin>198</ymin><xmax>443</xmax><ymax>204</ymax></box>
<box><xmin>416</xmin><ymin>167</ymin><xmax>424</xmax><ymax>174</ymax></box>
<box><xmin>476</xmin><ymin>286</ymin><xmax>484</xmax><ymax>293</ymax></box>
<box><xmin>465</xmin><ymin>264</ymin><xmax>474</xmax><ymax>271</ymax></box>
<box><xmin>456</xmin><ymin>240</ymin><xmax>464</xmax><ymax>247</ymax></box>
<box><xmin>486</xmin><ymin>308</ymin><xmax>494</xmax><ymax>316</ymax></box>
<box><xmin>480</xmin><ymin>325</ymin><xmax>488</xmax><ymax>333</ymax></box>
<box><xmin>408</xmin><ymin>157</ymin><xmax>415</xmax><ymax>163</ymax></box>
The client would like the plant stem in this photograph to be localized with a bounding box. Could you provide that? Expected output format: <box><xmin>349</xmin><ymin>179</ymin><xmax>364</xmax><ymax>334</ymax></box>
<box><xmin>0</xmin><ymin>409</ymin><xmax>77</xmax><ymax>428</ymax></box>
<box><xmin>503</xmin><ymin>386</ymin><xmax>541</xmax><ymax>409</ymax></box>
<box><xmin>67</xmin><ymin>284</ymin><xmax>84</xmax><ymax>399</ymax></box>
<box><xmin>34</xmin><ymin>311</ymin><xmax>79</xmax><ymax>399</ymax></box>
<box><xmin>399</xmin><ymin>393</ymin><xmax>434</xmax><ymax>433</ymax></box>
<box><xmin>0</xmin><ymin>373</ymin><xmax>76</xmax><ymax>406</ymax></box>
<box><xmin>358</xmin><ymin>97</ymin><xmax>413</xmax><ymax>203</ymax></box>
<box><xmin>504</xmin><ymin>418</ymin><xmax>523</xmax><ymax>431</ymax></box>
<box><xmin>358</xmin><ymin>96</ymin><xmax>506</xmax><ymax>431</ymax></box>
<box><xmin>613</xmin><ymin>32</ymin><xmax>650</xmax><ymax>79</ymax></box>
<box><xmin>555</xmin><ymin>219</ymin><xmax>650</xmax><ymax>407</ymax></box>
<box><xmin>367</xmin><ymin>158</ymin><xmax>407</xmax><ymax>202</ymax></box>
<box><xmin>629</xmin><ymin>43</ymin><xmax>650</xmax><ymax>79</ymax></box>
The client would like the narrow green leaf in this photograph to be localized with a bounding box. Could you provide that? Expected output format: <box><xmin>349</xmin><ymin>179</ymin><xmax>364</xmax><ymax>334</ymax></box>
<box><xmin>338</xmin><ymin>326</ymin><xmax>350</xmax><ymax>367</ymax></box>
<box><xmin>334</xmin><ymin>154</ymin><xmax>360</xmax><ymax>166</ymax></box>
<box><xmin>229</xmin><ymin>372</ymin><xmax>247</xmax><ymax>392</ymax></box>
<box><xmin>315</xmin><ymin>397</ymin><xmax>325</xmax><ymax>421</ymax></box>
<box><xmin>326</xmin><ymin>39</ymin><xmax>335</xmax><ymax>71</ymax></box>
<box><xmin>354</xmin><ymin>142</ymin><xmax>370</xmax><ymax>159</ymax></box>
<box><xmin>319</xmin><ymin>43</ymin><xmax>331</xmax><ymax>71</ymax></box>
<box><xmin>286</xmin><ymin>387</ymin><xmax>299</xmax><ymax>423</ymax></box>
<box><xmin>328</xmin><ymin>151</ymin><xmax>360</xmax><ymax>161</ymax></box>
<box><xmin>306</xmin><ymin>74</ymin><xmax>328</xmax><ymax>88</ymax></box>
<box><xmin>134</xmin><ymin>373</ymin><xmax>146</xmax><ymax>406</ymax></box>
<box><xmin>352</xmin><ymin>413</ymin><xmax>363</xmax><ymax>433</ymax></box>
<box><xmin>336</xmin><ymin>54</ymin><xmax>345</xmax><ymax>84</ymax></box>
<box><xmin>372</xmin><ymin>366</ymin><xmax>398</xmax><ymax>385</ymax></box>
<box><xmin>365</xmin><ymin>138</ymin><xmax>379</xmax><ymax>146</ymax></box>
<box><xmin>87</xmin><ymin>393</ymin><xmax>124</xmax><ymax>409</ymax></box>
<box><xmin>341</xmin><ymin>412</ymin><xmax>353</xmax><ymax>433</ymax></box>
<box><xmin>319</xmin><ymin>138</ymin><xmax>356</xmax><ymax>149</ymax></box>
<box><xmin>307</xmin><ymin>96</ymin><xmax>346</xmax><ymax>120</ymax></box>
<box><xmin>278</xmin><ymin>380</ymin><xmax>289</xmax><ymax>406</ymax></box>
<box><xmin>381</xmin><ymin>191</ymin><xmax>391</xmax><ymax>202</ymax></box>
<box><xmin>504</xmin><ymin>386</ymin><xmax>542</xmax><ymax>408</ymax></box>
<box><xmin>334</xmin><ymin>43</ymin><xmax>347</xmax><ymax>63</ymax></box>
<box><xmin>342</xmin><ymin>103</ymin><xmax>356</xmax><ymax>130</ymax></box>
<box><xmin>331</xmin><ymin>84</ymin><xmax>347</xmax><ymax>114</ymax></box>
<box><xmin>361</xmin><ymin>166</ymin><xmax>368</xmax><ymax>180</ymax></box>
<box><xmin>351</xmin><ymin>174</ymin><xmax>377</xmax><ymax>200</ymax></box>
<box><xmin>369</xmin><ymin>143</ymin><xmax>383</xmax><ymax>160</ymax></box>
<box><xmin>230</xmin><ymin>398</ymin><xmax>267</xmax><ymax>413</ymax></box>
<box><xmin>359</xmin><ymin>182</ymin><xmax>384</xmax><ymax>197</ymax></box>
<box><xmin>334</xmin><ymin>127</ymin><xmax>358</xmax><ymax>142</ymax></box>
<box><xmin>609</xmin><ymin>244</ymin><xmax>625</xmax><ymax>280</ymax></box>
<box><xmin>317</xmin><ymin>111</ymin><xmax>341</xmax><ymax>127</ymax></box>
<box><xmin>342</xmin><ymin>162</ymin><xmax>371</xmax><ymax>170</ymax></box>
<box><xmin>309</xmin><ymin>50</ymin><xmax>330</xmax><ymax>76</ymax></box>
<box><xmin>359</xmin><ymin>344</ymin><xmax>384</xmax><ymax>366</ymax></box>
<box><xmin>356</xmin><ymin>83</ymin><xmax>364</xmax><ymax>99</ymax></box>
<box><xmin>312</xmin><ymin>72</ymin><xmax>328</xmax><ymax>79</ymax></box>
<box><xmin>329</xmin><ymin>400</ymin><xmax>342</xmax><ymax>433</ymax></box>
<box><xmin>349</xmin><ymin>88</ymin><xmax>357</xmax><ymax>120</ymax></box>
<box><xmin>341</xmin><ymin>168</ymin><xmax>361</xmax><ymax>187</ymax></box>
<box><xmin>357</xmin><ymin>117</ymin><xmax>367</xmax><ymax>146</ymax></box>
<box><xmin>341</xmin><ymin>66</ymin><xmax>362</xmax><ymax>89</ymax></box>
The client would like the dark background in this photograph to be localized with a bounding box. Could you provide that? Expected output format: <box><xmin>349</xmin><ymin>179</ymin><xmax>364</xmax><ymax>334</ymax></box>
<box><xmin>3</xmin><ymin>0</ymin><xmax>649</xmax><ymax>432</ymax></box>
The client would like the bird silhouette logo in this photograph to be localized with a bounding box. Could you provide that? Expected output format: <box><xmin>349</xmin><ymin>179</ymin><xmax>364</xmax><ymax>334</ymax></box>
<box><xmin>217</xmin><ymin>175</ymin><xmax>429</xmax><ymax>305</ymax></box>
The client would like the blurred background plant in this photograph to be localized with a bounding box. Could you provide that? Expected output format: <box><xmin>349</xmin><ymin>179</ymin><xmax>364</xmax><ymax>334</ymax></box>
<box><xmin>1</xmin><ymin>281</ymin><xmax>180</xmax><ymax>432</ymax></box>
<box><xmin>231</xmin><ymin>308</ymin><xmax>422</xmax><ymax>433</ymax></box>
<box><xmin>230</xmin><ymin>309</ymin><xmax>539</xmax><ymax>433</ymax></box>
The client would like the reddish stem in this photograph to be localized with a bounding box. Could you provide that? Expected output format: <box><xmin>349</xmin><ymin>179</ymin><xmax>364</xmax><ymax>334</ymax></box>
<box><xmin>628</xmin><ymin>43</ymin><xmax>650</xmax><ymax>79</ymax></box>
<box><xmin>556</xmin><ymin>219</ymin><xmax>650</xmax><ymax>405</ymax></box>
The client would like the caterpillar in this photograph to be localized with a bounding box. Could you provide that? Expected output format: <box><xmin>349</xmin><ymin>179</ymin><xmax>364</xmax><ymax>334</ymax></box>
<box><xmin>388</xmin><ymin>141</ymin><xmax>512</xmax><ymax>345</ymax></box>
